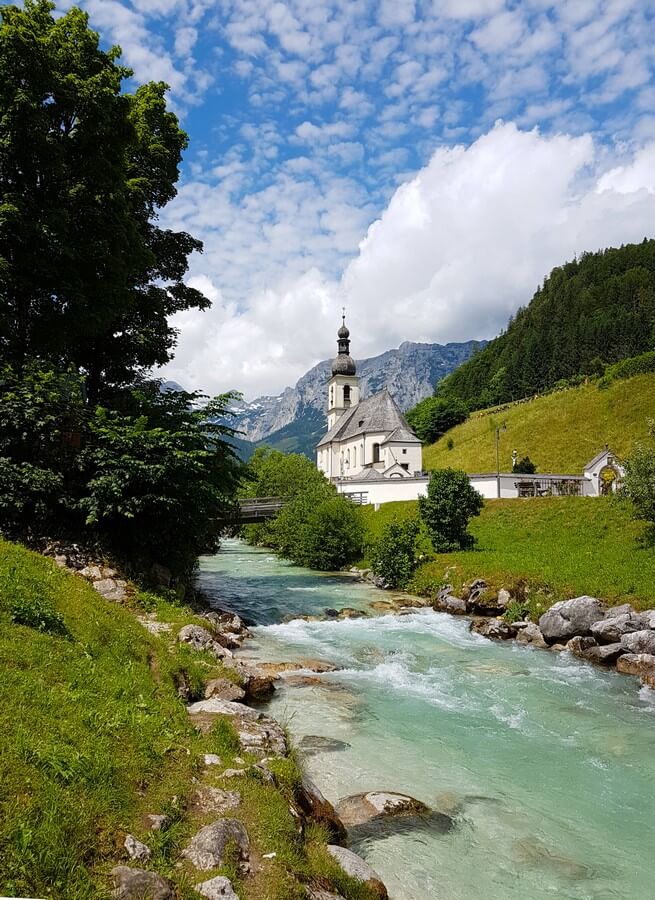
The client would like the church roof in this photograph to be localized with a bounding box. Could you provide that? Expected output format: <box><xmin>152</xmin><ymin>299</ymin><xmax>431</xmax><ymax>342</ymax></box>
<box><xmin>382</xmin><ymin>425</ymin><xmax>422</xmax><ymax>445</ymax></box>
<box><xmin>316</xmin><ymin>389</ymin><xmax>420</xmax><ymax>448</ymax></box>
<box><xmin>583</xmin><ymin>447</ymin><xmax>616</xmax><ymax>471</ymax></box>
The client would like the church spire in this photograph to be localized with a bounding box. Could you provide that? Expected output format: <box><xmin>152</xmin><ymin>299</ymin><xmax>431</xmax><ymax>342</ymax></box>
<box><xmin>332</xmin><ymin>309</ymin><xmax>356</xmax><ymax>375</ymax></box>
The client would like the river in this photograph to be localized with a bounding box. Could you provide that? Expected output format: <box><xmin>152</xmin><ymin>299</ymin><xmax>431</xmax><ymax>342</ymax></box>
<box><xmin>198</xmin><ymin>539</ymin><xmax>655</xmax><ymax>900</ymax></box>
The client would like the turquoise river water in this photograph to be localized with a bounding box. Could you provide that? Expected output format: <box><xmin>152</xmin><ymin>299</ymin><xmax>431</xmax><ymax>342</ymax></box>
<box><xmin>198</xmin><ymin>540</ymin><xmax>655</xmax><ymax>900</ymax></box>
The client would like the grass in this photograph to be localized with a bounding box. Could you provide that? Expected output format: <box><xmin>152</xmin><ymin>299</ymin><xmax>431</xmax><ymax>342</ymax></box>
<box><xmin>0</xmin><ymin>539</ymin><xmax>378</xmax><ymax>900</ymax></box>
<box><xmin>359</xmin><ymin>497</ymin><xmax>655</xmax><ymax>613</ymax></box>
<box><xmin>423</xmin><ymin>372</ymin><xmax>655</xmax><ymax>474</ymax></box>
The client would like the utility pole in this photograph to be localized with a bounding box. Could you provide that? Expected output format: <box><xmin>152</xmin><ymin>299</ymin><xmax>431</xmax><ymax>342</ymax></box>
<box><xmin>496</xmin><ymin>421</ymin><xmax>507</xmax><ymax>498</ymax></box>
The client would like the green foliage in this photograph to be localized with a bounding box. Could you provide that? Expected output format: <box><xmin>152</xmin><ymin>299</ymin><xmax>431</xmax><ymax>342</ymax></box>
<box><xmin>370</xmin><ymin>518</ymin><xmax>420</xmax><ymax>588</ymax></box>
<box><xmin>406</xmin><ymin>395</ymin><xmax>468</xmax><ymax>443</ymax></box>
<box><xmin>599</xmin><ymin>350</ymin><xmax>655</xmax><ymax>388</ymax></box>
<box><xmin>0</xmin><ymin>561</ymin><xmax>68</xmax><ymax>637</ymax></box>
<box><xmin>503</xmin><ymin>600</ymin><xmax>530</xmax><ymax>623</ymax></box>
<box><xmin>0</xmin><ymin>0</ymin><xmax>207</xmax><ymax>397</ymax></box>
<box><xmin>419</xmin><ymin>468</ymin><xmax>484</xmax><ymax>551</ymax></box>
<box><xmin>512</xmin><ymin>455</ymin><xmax>537</xmax><ymax>474</ymax></box>
<box><xmin>622</xmin><ymin>421</ymin><xmax>655</xmax><ymax>524</ymax></box>
<box><xmin>242</xmin><ymin>448</ymin><xmax>364</xmax><ymax>570</ymax></box>
<box><xmin>436</xmin><ymin>241</ymin><xmax>655</xmax><ymax>410</ymax></box>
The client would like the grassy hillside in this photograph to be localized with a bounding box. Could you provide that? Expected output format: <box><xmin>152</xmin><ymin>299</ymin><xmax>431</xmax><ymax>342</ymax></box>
<box><xmin>0</xmin><ymin>541</ymin><xmax>369</xmax><ymax>900</ymax></box>
<box><xmin>361</xmin><ymin>497</ymin><xmax>655</xmax><ymax>611</ymax></box>
<box><xmin>424</xmin><ymin>372</ymin><xmax>655</xmax><ymax>474</ymax></box>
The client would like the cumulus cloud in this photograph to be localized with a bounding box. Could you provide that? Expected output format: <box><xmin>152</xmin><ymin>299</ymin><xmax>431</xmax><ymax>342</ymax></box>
<box><xmin>164</xmin><ymin>123</ymin><xmax>655</xmax><ymax>399</ymax></box>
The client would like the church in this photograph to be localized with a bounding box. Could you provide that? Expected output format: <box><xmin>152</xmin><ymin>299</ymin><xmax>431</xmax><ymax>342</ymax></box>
<box><xmin>316</xmin><ymin>317</ymin><xmax>423</xmax><ymax>482</ymax></box>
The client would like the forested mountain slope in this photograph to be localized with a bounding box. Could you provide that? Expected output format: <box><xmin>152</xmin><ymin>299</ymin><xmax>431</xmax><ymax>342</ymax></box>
<box><xmin>424</xmin><ymin>372</ymin><xmax>655</xmax><ymax>474</ymax></box>
<box><xmin>437</xmin><ymin>240</ymin><xmax>655</xmax><ymax>410</ymax></box>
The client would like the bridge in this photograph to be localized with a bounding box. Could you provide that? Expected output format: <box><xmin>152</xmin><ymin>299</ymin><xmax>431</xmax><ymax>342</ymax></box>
<box><xmin>237</xmin><ymin>496</ymin><xmax>286</xmax><ymax>523</ymax></box>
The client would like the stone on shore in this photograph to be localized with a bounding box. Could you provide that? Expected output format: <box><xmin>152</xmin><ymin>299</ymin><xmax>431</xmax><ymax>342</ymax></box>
<box><xmin>435</xmin><ymin>594</ymin><xmax>467</xmax><ymax>615</ymax></box>
<box><xmin>515</xmin><ymin>622</ymin><xmax>548</xmax><ymax>648</ymax></box>
<box><xmin>227</xmin><ymin>662</ymin><xmax>276</xmax><ymax>699</ymax></box>
<box><xmin>591</xmin><ymin>612</ymin><xmax>646</xmax><ymax>644</ymax></box>
<box><xmin>186</xmin><ymin>698</ymin><xmax>260</xmax><ymax>720</ymax></box>
<box><xmin>580</xmin><ymin>642</ymin><xmax>625</xmax><ymax>665</ymax></box>
<box><xmin>177</xmin><ymin>624</ymin><xmax>232</xmax><ymax>660</ymax></box>
<box><xmin>640</xmin><ymin>609</ymin><xmax>655</xmax><ymax>629</ymax></box>
<box><xmin>257</xmin><ymin>659</ymin><xmax>339</xmax><ymax>675</ymax></box>
<box><xmin>204</xmin><ymin>678</ymin><xmax>246</xmax><ymax>702</ymax></box>
<box><xmin>237</xmin><ymin>715</ymin><xmax>287</xmax><ymax>758</ymax></box>
<box><xmin>565</xmin><ymin>635</ymin><xmax>597</xmax><ymax>657</ymax></box>
<box><xmin>620</xmin><ymin>630</ymin><xmax>655</xmax><ymax>655</ymax></box>
<box><xmin>539</xmin><ymin>596</ymin><xmax>605</xmax><ymax>643</ymax></box>
<box><xmin>616</xmin><ymin>653</ymin><xmax>655</xmax><ymax>678</ymax></box>
<box><xmin>335</xmin><ymin>791</ymin><xmax>428</xmax><ymax>827</ymax></box>
<box><xmin>110</xmin><ymin>866</ymin><xmax>173</xmax><ymax>900</ymax></box>
<box><xmin>327</xmin><ymin>846</ymin><xmax>388</xmax><ymax>899</ymax></box>
<box><xmin>296</xmin><ymin>773</ymin><xmax>347</xmax><ymax>842</ymax></box>
<box><xmin>195</xmin><ymin>876</ymin><xmax>239</xmax><ymax>900</ymax></box>
<box><xmin>182</xmin><ymin>819</ymin><xmax>249</xmax><ymax>871</ymax></box>
<box><xmin>470</xmin><ymin>618</ymin><xmax>519</xmax><ymax>640</ymax></box>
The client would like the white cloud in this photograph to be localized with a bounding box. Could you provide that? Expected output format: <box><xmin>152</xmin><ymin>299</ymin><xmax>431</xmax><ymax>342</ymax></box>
<box><xmin>163</xmin><ymin>123</ymin><xmax>655</xmax><ymax>399</ymax></box>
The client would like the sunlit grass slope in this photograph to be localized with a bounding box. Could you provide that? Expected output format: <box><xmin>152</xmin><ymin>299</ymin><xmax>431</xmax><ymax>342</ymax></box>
<box><xmin>361</xmin><ymin>497</ymin><xmax>655</xmax><ymax>610</ymax></box>
<box><xmin>424</xmin><ymin>373</ymin><xmax>655</xmax><ymax>474</ymax></box>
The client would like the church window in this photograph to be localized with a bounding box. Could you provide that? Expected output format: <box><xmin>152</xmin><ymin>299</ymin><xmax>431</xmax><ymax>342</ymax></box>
<box><xmin>401</xmin><ymin>463</ymin><xmax>409</xmax><ymax>471</ymax></box>
<box><xmin>344</xmin><ymin>385</ymin><xmax>351</xmax><ymax>405</ymax></box>
<box><xmin>372</xmin><ymin>443</ymin><xmax>380</xmax><ymax>463</ymax></box>
<box><xmin>353</xmin><ymin>447</ymin><xmax>357</xmax><ymax>467</ymax></box>
<box><xmin>402</xmin><ymin>448</ymin><xmax>407</xmax><ymax>454</ymax></box>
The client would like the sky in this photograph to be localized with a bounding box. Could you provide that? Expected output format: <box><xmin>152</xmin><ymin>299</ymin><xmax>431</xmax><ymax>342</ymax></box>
<box><xmin>62</xmin><ymin>0</ymin><xmax>655</xmax><ymax>399</ymax></box>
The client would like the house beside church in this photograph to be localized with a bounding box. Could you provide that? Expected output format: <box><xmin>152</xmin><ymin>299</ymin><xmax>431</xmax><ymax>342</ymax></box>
<box><xmin>316</xmin><ymin>317</ymin><xmax>423</xmax><ymax>481</ymax></box>
<box><xmin>316</xmin><ymin>317</ymin><xmax>624</xmax><ymax>507</ymax></box>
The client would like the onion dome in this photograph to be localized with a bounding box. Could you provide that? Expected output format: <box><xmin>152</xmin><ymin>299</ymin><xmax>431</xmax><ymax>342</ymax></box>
<box><xmin>332</xmin><ymin>311</ymin><xmax>356</xmax><ymax>376</ymax></box>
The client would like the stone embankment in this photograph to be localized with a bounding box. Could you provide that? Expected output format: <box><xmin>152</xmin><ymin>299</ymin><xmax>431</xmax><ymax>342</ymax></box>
<box><xmin>351</xmin><ymin>566</ymin><xmax>655</xmax><ymax>694</ymax></box>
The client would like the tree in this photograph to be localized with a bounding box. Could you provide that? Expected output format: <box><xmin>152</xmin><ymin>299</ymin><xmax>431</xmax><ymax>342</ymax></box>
<box><xmin>622</xmin><ymin>421</ymin><xmax>655</xmax><ymax>525</ymax></box>
<box><xmin>0</xmin><ymin>1</ymin><xmax>208</xmax><ymax>400</ymax></box>
<box><xmin>418</xmin><ymin>468</ymin><xmax>483</xmax><ymax>551</ymax></box>
<box><xmin>513</xmin><ymin>456</ymin><xmax>537</xmax><ymax>474</ymax></box>
<box><xmin>406</xmin><ymin>396</ymin><xmax>468</xmax><ymax>444</ymax></box>
<box><xmin>370</xmin><ymin>518</ymin><xmax>420</xmax><ymax>588</ymax></box>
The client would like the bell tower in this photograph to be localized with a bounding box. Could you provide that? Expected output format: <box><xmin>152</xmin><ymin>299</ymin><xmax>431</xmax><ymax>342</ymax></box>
<box><xmin>327</xmin><ymin>311</ymin><xmax>360</xmax><ymax>430</ymax></box>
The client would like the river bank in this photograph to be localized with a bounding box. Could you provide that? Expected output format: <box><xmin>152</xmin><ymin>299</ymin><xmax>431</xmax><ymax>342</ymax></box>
<box><xmin>199</xmin><ymin>539</ymin><xmax>655</xmax><ymax>900</ymax></box>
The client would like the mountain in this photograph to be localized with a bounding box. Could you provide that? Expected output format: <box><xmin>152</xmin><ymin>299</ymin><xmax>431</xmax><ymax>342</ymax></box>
<box><xmin>229</xmin><ymin>340</ymin><xmax>485</xmax><ymax>458</ymax></box>
<box><xmin>437</xmin><ymin>240</ymin><xmax>655</xmax><ymax>411</ymax></box>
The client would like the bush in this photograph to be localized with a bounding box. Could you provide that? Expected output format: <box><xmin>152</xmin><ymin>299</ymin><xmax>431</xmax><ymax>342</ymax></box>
<box><xmin>622</xmin><ymin>421</ymin><xmax>655</xmax><ymax>523</ymax></box>
<box><xmin>294</xmin><ymin>497</ymin><xmax>364</xmax><ymax>571</ymax></box>
<box><xmin>370</xmin><ymin>519</ymin><xmax>420</xmax><ymax>588</ymax></box>
<box><xmin>512</xmin><ymin>455</ymin><xmax>537</xmax><ymax>474</ymax></box>
<box><xmin>418</xmin><ymin>468</ymin><xmax>484</xmax><ymax>551</ymax></box>
<box><xmin>599</xmin><ymin>350</ymin><xmax>655</xmax><ymax>388</ymax></box>
<box><xmin>406</xmin><ymin>396</ymin><xmax>468</xmax><ymax>444</ymax></box>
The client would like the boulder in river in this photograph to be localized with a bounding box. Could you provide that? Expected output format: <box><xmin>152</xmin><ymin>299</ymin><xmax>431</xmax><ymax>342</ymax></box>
<box><xmin>298</xmin><ymin>735</ymin><xmax>351</xmax><ymax>755</ymax></box>
<box><xmin>204</xmin><ymin>678</ymin><xmax>246</xmax><ymax>702</ymax></box>
<box><xmin>228</xmin><ymin>662</ymin><xmax>277</xmax><ymax>699</ymax></box>
<box><xmin>620</xmin><ymin>630</ymin><xmax>655</xmax><ymax>655</ymax></box>
<box><xmin>616</xmin><ymin>653</ymin><xmax>655</xmax><ymax>678</ymax></box>
<box><xmin>580</xmin><ymin>642</ymin><xmax>625</xmax><ymax>665</ymax></box>
<box><xmin>470</xmin><ymin>618</ymin><xmax>519</xmax><ymax>640</ymax></box>
<box><xmin>434</xmin><ymin>594</ymin><xmax>467</xmax><ymax>615</ymax></box>
<box><xmin>335</xmin><ymin>791</ymin><xmax>428</xmax><ymax>826</ymax></box>
<box><xmin>182</xmin><ymin>819</ymin><xmax>249</xmax><ymax>871</ymax></box>
<box><xmin>326</xmin><ymin>845</ymin><xmax>388</xmax><ymax>899</ymax></box>
<box><xmin>539</xmin><ymin>596</ymin><xmax>605</xmax><ymax>643</ymax></box>
<box><xmin>110</xmin><ymin>866</ymin><xmax>173</xmax><ymax>900</ymax></box>
<box><xmin>515</xmin><ymin>623</ymin><xmax>548</xmax><ymax>648</ymax></box>
<box><xmin>565</xmin><ymin>635</ymin><xmax>597</xmax><ymax>657</ymax></box>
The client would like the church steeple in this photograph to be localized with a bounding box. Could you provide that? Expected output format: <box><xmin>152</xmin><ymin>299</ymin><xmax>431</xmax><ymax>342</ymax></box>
<box><xmin>326</xmin><ymin>311</ymin><xmax>360</xmax><ymax>430</ymax></box>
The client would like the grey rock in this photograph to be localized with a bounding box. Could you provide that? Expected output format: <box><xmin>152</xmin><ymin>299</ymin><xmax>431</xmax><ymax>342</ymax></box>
<box><xmin>80</xmin><ymin>564</ymin><xmax>102</xmax><ymax>580</ymax></box>
<box><xmin>238</xmin><ymin>716</ymin><xmax>287</xmax><ymax>758</ymax></box>
<box><xmin>137</xmin><ymin>616</ymin><xmax>172</xmax><ymax>636</ymax></box>
<box><xmin>640</xmin><ymin>609</ymin><xmax>655</xmax><ymax>629</ymax></box>
<box><xmin>616</xmin><ymin>653</ymin><xmax>655</xmax><ymax>677</ymax></box>
<box><xmin>182</xmin><ymin>819</ymin><xmax>249</xmax><ymax>871</ymax></box>
<box><xmin>195</xmin><ymin>876</ymin><xmax>239</xmax><ymax>900</ymax></box>
<box><xmin>566</xmin><ymin>635</ymin><xmax>598</xmax><ymax>657</ymax></box>
<box><xmin>124</xmin><ymin>835</ymin><xmax>151</xmax><ymax>863</ymax></box>
<box><xmin>581</xmin><ymin>642</ymin><xmax>625</xmax><ymax>665</ymax></box>
<box><xmin>204</xmin><ymin>753</ymin><xmax>222</xmax><ymax>766</ymax></box>
<box><xmin>591</xmin><ymin>613</ymin><xmax>646</xmax><ymax>644</ymax></box>
<box><xmin>146</xmin><ymin>815</ymin><xmax>169</xmax><ymax>831</ymax></box>
<box><xmin>539</xmin><ymin>596</ymin><xmax>605</xmax><ymax>643</ymax></box>
<box><xmin>497</xmin><ymin>588</ymin><xmax>512</xmax><ymax>609</ymax></box>
<box><xmin>435</xmin><ymin>595</ymin><xmax>467</xmax><ymax>615</ymax></box>
<box><xmin>54</xmin><ymin>554</ymin><xmax>68</xmax><ymax>567</ymax></box>
<box><xmin>326</xmin><ymin>845</ymin><xmax>388</xmax><ymax>899</ymax></box>
<box><xmin>221</xmin><ymin>768</ymin><xmax>246</xmax><ymax>778</ymax></box>
<box><xmin>110</xmin><ymin>866</ymin><xmax>173</xmax><ymax>900</ymax></box>
<box><xmin>194</xmin><ymin>787</ymin><xmax>241</xmax><ymax>814</ymax></box>
<box><xmin>470</xmin><ymin>618</ymin><xmax>518</xmax><ymax>640</ymax></box>
<box><xmin>230</xmin><ymin>663</ymin><xmax>276</xmax><ymax>699</ymax></box>
<box><xmin>296</xmin><ymin>773</ymin><xmax>347</xmax><ymax>842</ymax></box>
<box><xmin>204</xmin><ymin>678</ymin><xmax>246</xmax><ymax>702</ymax></box>
<box><xmin>177</xmin><ymin>624</ymin><xmax>232</xmax><ymax>660</ymax></box>
<box><xmin>515</xmin><ymin>622</ymin><xmax>548</xmax><ymax>648</ymax></box>
<box><xmin>621</xmin><ymin>630</ymin><xmax>655</xmax><ymax>655</ymax></box>
<box><xmin>186</xmin><ymin>698</ymin><xmax>259</xmax><ymax>720</ymax></box>
<box><xmin>607</xmin><ymin>603</ymin><xmax>635</xmax><ymax>617</ymax></box>
<box><xmin>93</xmin><ymin>577</ymin><xmax>127</xmax><ymax>601</ymax></box>
<box><xmin>299</xmin><ymin>735</ymin><xmax>351</xmax><ymax>755</ymax></box>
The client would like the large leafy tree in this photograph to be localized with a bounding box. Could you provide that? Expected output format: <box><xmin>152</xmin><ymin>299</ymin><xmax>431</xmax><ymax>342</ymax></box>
<box><xmin>0</xmin><ymin>0</ymin><xmax>208</xmax><ymax>400</ymax></box>
<box><xmin>419</xmin><ymin>468</ymin><xmax>484</xmax><ymax>551</ymax></box>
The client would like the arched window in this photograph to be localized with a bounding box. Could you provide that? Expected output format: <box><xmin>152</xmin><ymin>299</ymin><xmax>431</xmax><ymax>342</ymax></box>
<box><xmin>372</xmin><ymin>443</ymin><xmax>380</xmax><ymax>463</ymax></box>
<box><xmin>343</xmin><ymin>384</ymin><xmax>351</xmax><ymax>406</ymax></box>
<box><xmin>353</xmin><ymin>446</ymin><xmax>357</xmax><ymax>467</ymax></box>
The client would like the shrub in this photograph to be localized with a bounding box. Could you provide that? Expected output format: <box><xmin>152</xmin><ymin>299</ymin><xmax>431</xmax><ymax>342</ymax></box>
<box><xmin>419</xmin><ymin>468</ymin><xmax>484</xmax><ymax>551</ymax></box>
<box><xmin>370</xmin><ymin>519</ymin><xmax>420</xmax><ymax>588</ymax></box>
<box><xmin>406</xmin><ymin>396</ymin><xmax>468</xmax><ymax>444</ymax></box>
<box><xmin>622</xmin><ymin>421</ymin><xmax>655</xmax><ymax>524</ymax></box>
<box><xmin>599</xmin><ymin>350</ymin><xmax>655</xmax><ymax>388</ymax></box>
<box><xmin>512</xmin><ymin>455</ymin><xmax>537</xmax><ymax>474</ymax></box>
<box><xmin>272</xmin><ymin>493</ymin><xmax>364</xmax><ymax>571</ymax></box>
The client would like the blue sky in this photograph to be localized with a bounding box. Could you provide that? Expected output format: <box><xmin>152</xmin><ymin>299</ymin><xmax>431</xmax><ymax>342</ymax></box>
<box><xmin>63</xmin><ymin>0</ymin><xmax>655</xmax><ymax>398</ymax></box>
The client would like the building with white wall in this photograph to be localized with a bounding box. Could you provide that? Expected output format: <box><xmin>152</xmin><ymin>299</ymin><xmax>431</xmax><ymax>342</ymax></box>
<box><xmin>316</xmin><ymin>317</ymin><xmax>423</xmax><ymax>480</ymax></box>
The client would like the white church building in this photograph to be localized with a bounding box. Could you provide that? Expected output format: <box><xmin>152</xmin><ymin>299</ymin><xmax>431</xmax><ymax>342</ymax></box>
<box><xmin>316</xmin><ymin>318</ymin><xmax>624</xmax><ymax>507</ymax></box>
<box><xmin>316</xmin><ymin>317</ymin><xmax>423</xmax><ymax>482</ymax></box>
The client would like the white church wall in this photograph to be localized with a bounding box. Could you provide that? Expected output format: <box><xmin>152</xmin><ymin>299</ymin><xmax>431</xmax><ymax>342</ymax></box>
<box><xmin>383</xmin><ymin>442</ymin><xmax>422</xmax><ymax>474</ymax></box>
<box><xmin>336</xmin><ymin>476</ymin><xmax>430</xmax><ymax>505</ymax></box>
